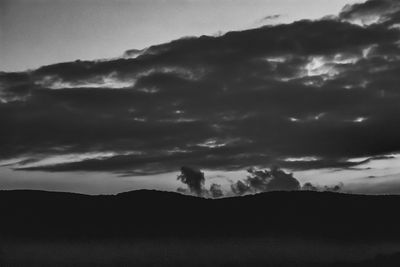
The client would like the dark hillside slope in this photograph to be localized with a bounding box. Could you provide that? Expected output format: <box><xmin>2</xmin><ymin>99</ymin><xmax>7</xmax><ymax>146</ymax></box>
<box><xmin>3</xmin><ymin>190</ymin><xmax>400</xmax><ymax>266</ymax></box>
<box><xmin>1</xmin><ymin>190</ymin><xmax>400</xmax><ymax>241</ymax></box>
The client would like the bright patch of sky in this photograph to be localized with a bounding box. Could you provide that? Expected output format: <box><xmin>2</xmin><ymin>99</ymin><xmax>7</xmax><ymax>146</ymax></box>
<box><xmin>1</xmin><ymin>0</ymin><xmax>362</xmax><ymax>71</ymax></box>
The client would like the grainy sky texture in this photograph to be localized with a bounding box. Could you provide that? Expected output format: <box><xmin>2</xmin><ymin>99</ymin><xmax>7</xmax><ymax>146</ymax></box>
<box><xmin>1</xmin><ymin>0</ymin><xmax>400</xmax><ymax>195</ymax></box>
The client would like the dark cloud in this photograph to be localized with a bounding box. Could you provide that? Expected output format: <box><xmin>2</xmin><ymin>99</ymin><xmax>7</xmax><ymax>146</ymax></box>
<box><xmin>231</xmin><ymin>166</ymin><xmax>300</xmax><ymax>195</ymax></box>
<box><xmin>209</xmin><ymin>183</ymin><xmax>224</xmax><ymax>198</ymax></box>
<box><xmin>1</xmin><ymin>0</ymin><xmax>400</xmax><ymax>175</ymax></box>
<box><xmin>261</xmin><ymin>14</ymin><xmax>281</xmax><ymax>20</ymax></box>
<box><xmin>258</xmin><ymin>14</ymin><xmax>282</xmax><ymax>24</ymax></box>
<box><xmin>177</xmin><ymin>166</ymin><xmax>205</xmax><ymax>196</ymax></box>
<box><xmin>340</xmin><ymin>0</ymin><xmax>400</xmax><ymax>24</ymax></box>
<box><xmin>123</xmin><ymin>49</ymin><xmax>144</xmax><ymax>58</ymax></box>
<box><xmin>302</xmin><ymin>182</ymin><xmax>319</xmax><ymax>191</ymax></box>
<box><xmin>301</xmin><ymin>182</ymin><xmax>344</xmax><ymax>192</ymax></box>
<box><xmin>231</xmin><ymin>180</ymin><xmax>250</xmax><ymax>196</ymax></box>
<box><xmin>267</xmin><ymin>166</ymin><xmax>301</xmax><ymax>191</ymax></box>
<box><xmin>175</xmin><ymin>166</ymin><xmax>342</xmax><ymax>198</ymax></box>
<box><xmin>177</xmin><ymin>166</ymin><xmax>308</xmax><ymax>198</ymax></box>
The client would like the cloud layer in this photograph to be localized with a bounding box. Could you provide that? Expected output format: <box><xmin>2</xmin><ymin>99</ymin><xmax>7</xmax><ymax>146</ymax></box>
<box><xmin>1</xmin><ymin>0</ymin><xmax>400</xmax><ymax>175</ymax></box>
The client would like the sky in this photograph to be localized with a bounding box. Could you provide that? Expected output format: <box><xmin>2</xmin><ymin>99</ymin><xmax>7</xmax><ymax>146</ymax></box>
<box><xmin>1</xmin><ymin>0</ymin><xmax>360</xmax><ymax>71</ymax></box>
<box><xmin>1</xmin><ymin>0</ymin><xmax>400</xmax><ymax>196</ymax></box>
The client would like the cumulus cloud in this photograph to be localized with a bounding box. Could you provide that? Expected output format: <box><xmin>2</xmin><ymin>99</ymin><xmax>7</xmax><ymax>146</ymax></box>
<box><xmin>231</xmin><ymin>180</ymin><xmax>250</xmax><ymax>196</ymax></box>
<box><xmin>231</xmin><ymin>166</ymin><xmax>300</xmax><ymax>195</ymax></box>
<box><xmin>209</xmin><ymin>183</ymin><xmax>224</xmax><ymax>198</ymax></box>
<box><xmin>176</xmin><ymin>167</ymin><xmax>226</xmax><ymax>198</ymax></box>
<box><xmin>177</xmin><ymin>166</ymin><xmax>205</xmax><ymax>196</ymax></box>
<box><xmin>302</xmin><ymin>182</ymin><xmax>344</xmax><ymax>192</ymax></box>
<box><xmin>1</xmin><ymin>0</ymin><xmax>400</xmax><ymax>175</ymax></box>
<box><xmin>177</xmin><ymin>166</ymin><xmax>343</xmax><ymax>198</ymax></box>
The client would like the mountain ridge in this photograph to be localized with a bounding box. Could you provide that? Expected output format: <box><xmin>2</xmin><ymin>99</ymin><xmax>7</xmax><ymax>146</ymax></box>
<box><xmin>3</xmin><ymin>189</ymin><xmax>400</xmax><ymax>266</ymax></box>
<box><xmin>2</xmin><ymin>189</ymin><xmax>400</xmax><ymax>241</ymax></box>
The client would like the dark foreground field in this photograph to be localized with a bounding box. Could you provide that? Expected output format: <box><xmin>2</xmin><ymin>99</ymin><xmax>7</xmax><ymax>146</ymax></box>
<box><xmin>2</xmin><ymin>190</ymin><xmax>400</xmax><ymax>266</ymax></box>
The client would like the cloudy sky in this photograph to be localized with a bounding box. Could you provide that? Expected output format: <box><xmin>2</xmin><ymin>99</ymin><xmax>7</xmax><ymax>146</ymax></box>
<box><xmin>1</xmin><ymin>0</ymin><xmax>400</xmax><ymax>195</ymax></box>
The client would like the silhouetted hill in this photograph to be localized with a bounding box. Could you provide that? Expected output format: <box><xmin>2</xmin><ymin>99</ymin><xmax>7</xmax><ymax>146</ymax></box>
<box><xmin>1</xmin><ymin>189</ymin><xmax>400</xmax><ymax>240</ymax></box>
<box><xmin>2</xmin><ymin>190</ymin><xmax>400</xmax><ymax>266</ymax></box>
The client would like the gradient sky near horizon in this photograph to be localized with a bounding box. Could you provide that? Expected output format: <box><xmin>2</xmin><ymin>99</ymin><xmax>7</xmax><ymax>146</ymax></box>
<box><xmin>1</xmin><ymin>0</ymin><xmax>361</xmax><ymax>71</ymax></box>
<box><xmin>1</xmin><ymin>0</ymin><xmax>400</xmax><ymax>196</ymax></box>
